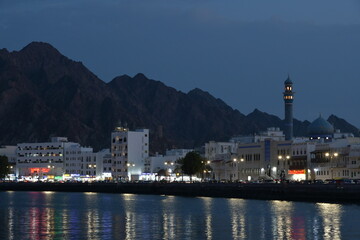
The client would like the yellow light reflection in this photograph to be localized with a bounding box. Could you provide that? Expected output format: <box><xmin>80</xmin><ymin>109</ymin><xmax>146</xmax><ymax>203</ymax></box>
<box><xmin>162</xmin><ymin>196</ymin><xmax>176</xmax><ymax>239</ymax></box>
<box><xmin>271</xmin><ymin>200</ymin><xmax>294</xmax><ymax>240</ymax></box>
<box><xmin>123</xmin><ymin>194</ymin><xmax>136</xmax><ymax>240</ymax></box>
<box><xmin>8</xmin><ymin>207</ymin><xmax>14</xmax><ymax>240</ymax></box>
<box><xmin>84</xmin><ymin>192</ymin><xmax>97</xmax><ymax>195</ymax></box>
<box><xmin>316</xmin><ymin>203</ymin><xmax>342</xmax><ymax>240</ymax></box>
<box><xmin>86</xmin><ymin>210</ymin><xmax>100</xmax><ymax>239</ymax></box>
<box><xmin>201</xmin><ymin>197</ymin><xmax>213</xmax><ymax>240</ymax></box>
<box><xmin>43</xmin><ymin>191</ymin><xmax>54</xmax><ymax>194</ymax></box>
<box><xmin>228</xmin><ymin>198</ymin><xmax>246</xmax><ymax>239</ymax></box>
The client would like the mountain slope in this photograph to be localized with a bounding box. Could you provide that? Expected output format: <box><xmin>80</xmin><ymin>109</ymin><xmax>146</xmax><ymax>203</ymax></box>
<box><xmin>0</xmin><ymin>42</ymin><xmax>358</xmax><ymax>152</ymax></box>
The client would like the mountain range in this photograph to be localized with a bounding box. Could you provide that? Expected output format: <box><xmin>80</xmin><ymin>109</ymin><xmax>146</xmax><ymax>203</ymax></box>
<box><xmin>0</xmin><ymin>42</ymin><xmax>358</xmax><ymax>153</ymax></box>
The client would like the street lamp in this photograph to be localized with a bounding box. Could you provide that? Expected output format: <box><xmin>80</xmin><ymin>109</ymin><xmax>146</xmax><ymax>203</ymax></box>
<box><xmin>314</xmin><ymin>168</ymin><xmax>319</xmax><ymax>181</ymax></box>
<box><xmin>203</xmin><ymin>169</ymin><xmax>211</xmax><ymax>180</ymax></box>
<box><xmin>232</xmin><ymin>157</ymin><xmax>244</xmax><ymax>181</ymax></box>
<box><xmin>277</xmin><ymin>155</ymin><xmax>290</xmax><ymax>181</ymax></box>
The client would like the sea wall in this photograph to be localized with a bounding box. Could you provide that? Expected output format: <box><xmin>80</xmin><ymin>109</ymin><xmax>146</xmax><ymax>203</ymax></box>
<box><xmin>1</xmin><ymin>182</ymin><xmax>360</xmax><ymax>204</ymax></box>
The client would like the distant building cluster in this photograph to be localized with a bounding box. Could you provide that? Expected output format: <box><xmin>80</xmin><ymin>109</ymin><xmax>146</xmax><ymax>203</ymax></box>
<box><xmin>1</xmin><ymin>76</ymin><xmax>360</xmax><ymax>183</ymax></box>
<box><xmin>0</xmin><ymin>129</ymin><xmax>192</xmax><ymax>182</ymax></box>
<box><xmin>205</xmin><ymin>76</ymin><xmax>360</xmax><ymax>182</ymax></box>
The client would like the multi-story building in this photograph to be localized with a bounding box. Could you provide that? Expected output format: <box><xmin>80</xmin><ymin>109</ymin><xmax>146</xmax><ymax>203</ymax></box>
<box><xmin>16</xmin><ymin>137</ymin><xmax>70</xmax><ymax>181</ymax></box>
<box><xmin>206</xmin><ymin>128</ymin><xmax>291</xmax><ymax>181</ymax></box>
<box><xmin>16</xmin><ymin>137</ymin><xmax>104</xmax><ymax>181</ymax></box>
<box><xmin>309</xmin><ymin>136</ymin><xmax>360</xmax><ymax>181</ymax></box>
<box><xmin>227</xmin><ymin>139</ymin><xmax>291</xmax><ymax>181</ymax></box>
<box><xmin>111</xmin><ymin>127</ymin><xmax>149</xmax><ymax>181</ymax></box>
<box><xmin>289</xmin><ymin>140</ymin><xmax>316</xmax><ymax>181</ymax></box>
<box><xmin>63</xmin><ymin>144</ymin><xmax>95</xmax><ymax>180</ymax></box>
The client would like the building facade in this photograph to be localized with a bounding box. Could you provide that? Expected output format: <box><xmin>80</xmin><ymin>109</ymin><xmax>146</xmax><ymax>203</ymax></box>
<box><xmin>16</xmin><ymin>137</ymin><xmax>70</xmax><ymax>181</ymax></box>
<box><xmin>15</xmin><ymin>137</ymin><xmax>109</xmax><ymax>181</ymax></box>
<box><xmin>206</xmin><ymin>128</ymin><xmax>291</xmax><ymax>181</ymax></box>
<box><xmin>111</xmin><ymin>127</ymin><xmax>149</xmax><ymax>181</ymax></box>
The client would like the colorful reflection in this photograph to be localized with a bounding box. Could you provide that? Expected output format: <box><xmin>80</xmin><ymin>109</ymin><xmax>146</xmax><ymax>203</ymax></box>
<box><xmin>0</xmin><ymin>192</ymin><xmax>357</xmax><ymax>240</ymax></box>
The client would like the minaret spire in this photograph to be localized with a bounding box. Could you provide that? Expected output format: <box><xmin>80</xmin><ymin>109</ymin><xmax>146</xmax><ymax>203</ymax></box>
<box><xmin>283</xmin><ymin>75</ymin><xmax>294</xmax><ymax>140</ymax></box>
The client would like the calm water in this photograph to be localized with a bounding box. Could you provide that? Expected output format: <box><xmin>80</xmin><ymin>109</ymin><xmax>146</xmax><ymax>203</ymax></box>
<box><xmin>0</xmin><ymin>191</ymin><xmax>360</xmax><ymax>240</ymax></box>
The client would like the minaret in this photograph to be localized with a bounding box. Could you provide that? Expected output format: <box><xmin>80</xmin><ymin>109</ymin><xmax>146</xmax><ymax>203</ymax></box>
<box><xmin>283</xmin><ymin>75</ymin><xmax>294</xmax><ymax>140</ymax></box>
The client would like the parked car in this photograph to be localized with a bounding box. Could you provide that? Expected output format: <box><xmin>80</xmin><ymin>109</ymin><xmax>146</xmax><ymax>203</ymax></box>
<box><xmin>324</xmin><ymin>179</ymin><xmax>336</xmax><ymax>184</ymax></box>
<box><xmin>314</xmin><ymin>179</ymin><xmax>324</xmax><ymax>184</ymax></box>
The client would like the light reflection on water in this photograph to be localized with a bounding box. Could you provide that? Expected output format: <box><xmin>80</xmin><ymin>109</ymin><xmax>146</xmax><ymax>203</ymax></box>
<box><xmin>316</xmin><ymin>203</ymin><xmax>342</xmax><ymax>240</ymax></box>
<box><xmin>1</xmin><ymin>191</ymin><xmax>360</xmax><ymax>239</ymax></box>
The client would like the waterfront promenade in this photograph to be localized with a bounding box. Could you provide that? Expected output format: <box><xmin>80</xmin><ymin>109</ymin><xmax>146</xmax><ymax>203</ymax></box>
<box><xmin>1</xmin><ymin>182</ymin><xmax>360</xmax><ymax>204</ymax></box>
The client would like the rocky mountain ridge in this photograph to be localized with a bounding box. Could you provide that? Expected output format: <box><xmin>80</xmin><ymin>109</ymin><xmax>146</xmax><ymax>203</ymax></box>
<box><xmin>0</xmin><ymin>42</ymin><xmax>358</xmax><ymax>152</ymax></box>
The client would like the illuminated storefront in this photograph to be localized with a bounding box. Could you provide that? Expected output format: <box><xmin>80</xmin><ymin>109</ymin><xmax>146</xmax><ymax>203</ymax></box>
<box><xmin>288</xmin><ymin>169</ymin><xmax>306</xmax><ymax>181</ymax></box>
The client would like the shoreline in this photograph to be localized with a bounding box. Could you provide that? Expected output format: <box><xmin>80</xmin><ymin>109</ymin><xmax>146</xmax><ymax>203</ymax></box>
<box><xmin>1</xmin><ymin>182</ymin><xmax>360</xmax><ymax>204</ymax></box>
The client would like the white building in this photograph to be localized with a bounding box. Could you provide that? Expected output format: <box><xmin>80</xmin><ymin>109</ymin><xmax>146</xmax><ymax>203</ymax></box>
<box><xmin>96</xmin><ymin>149</ymin><xmax>112</xmax><ymax>180</ymax></box>
<box><xmin>230</xmin><ymin>127</ymin><xmax>285</xmax><ymax>144</ymax></box>
<box><xmin>310</xmin><ymin>137</ymin><xmax>360</xmax><ymax>181</ymax></box>
<box><xmin>16</xmin><ymin>137</ymin><xmax>70</xmax><ymax>181</ymax></box>
<box><xmin>205</xmin><ymin>141</ymin><xmax>237</xmax><ymax>161</ymax></box>
<box><xmin>111</xmin><ymin>127</ymin><xmax>149</xmax><ymax>181</ymax></box>
<box><xmin>63</xmin><ymin>144</ymin><xmax>95</xmax><ymax>180</ymax></box>
<box><xmin>16</xmin><ymin>137</ymin><xmax>104</xmax><ymax>181</ymax></box>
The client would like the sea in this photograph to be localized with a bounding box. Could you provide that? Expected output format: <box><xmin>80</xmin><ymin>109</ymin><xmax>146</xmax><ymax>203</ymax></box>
<box><xmin>0</xmin><ymin>191</ymin><xmax>359</xmax><ymax>239</ymax></box>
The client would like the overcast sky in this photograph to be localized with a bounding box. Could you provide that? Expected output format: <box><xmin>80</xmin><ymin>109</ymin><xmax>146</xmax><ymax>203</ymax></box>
<box><xmin>1</xmin><ymin>0</ymin><xmax>360</xmax><ymax>127</ymax></box>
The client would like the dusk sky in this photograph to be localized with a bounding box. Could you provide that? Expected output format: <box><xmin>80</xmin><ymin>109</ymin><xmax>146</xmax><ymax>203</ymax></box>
<box><xmin>1</xmin><ymin>1</ymin><xmax>360</xmax><ymax>127</ymax></box>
